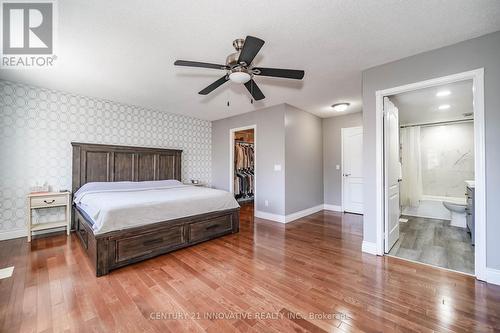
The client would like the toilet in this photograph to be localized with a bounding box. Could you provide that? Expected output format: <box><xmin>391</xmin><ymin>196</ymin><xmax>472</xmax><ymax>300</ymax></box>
<box><xmin>442</xmin><ymin>200</ymin><xmax>467</xmax><ymax>228</ymax></box>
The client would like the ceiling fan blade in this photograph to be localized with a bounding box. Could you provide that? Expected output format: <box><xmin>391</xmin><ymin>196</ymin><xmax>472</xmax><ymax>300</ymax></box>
<box><xmin>237</xmin><ymin>36</ymin><xmax>265</xmax><ymax>66</ymax></box>
<box><xmin>198</xmin><ymin>76</ymin><xmax>229</xmax><ymax>95</ymax></box>
<box><xmin>174</xmin><ymin>60</ymin><xmax>228</xmax><ymax>70</ymax></box>
<box><xmin>244</xmin><ymin>80</ymin><xmax>265</xmax><ymax>101</ymax></box>
<box><xmin>253</xmin><ymin>67</ymin><xmax>304</xmax><ymax>80</ymax></box>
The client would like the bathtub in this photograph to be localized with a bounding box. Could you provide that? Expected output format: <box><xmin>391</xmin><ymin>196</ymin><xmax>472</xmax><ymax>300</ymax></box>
<box><xmin>402</xmin><ymin>196</ymin><xmax>466</xmax><ymax>221</ymax></box>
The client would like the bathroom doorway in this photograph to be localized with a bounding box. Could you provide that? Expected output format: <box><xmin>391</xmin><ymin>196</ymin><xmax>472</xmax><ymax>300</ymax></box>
<box><xmin>376</xmin><ymin>69</ymin><xmax>486</xmax><ymax>278</ymax></box>
<box><xmin>385</xmin><ymin>80</ymin><xmax>475</xmax><ymax>274</ymax></box>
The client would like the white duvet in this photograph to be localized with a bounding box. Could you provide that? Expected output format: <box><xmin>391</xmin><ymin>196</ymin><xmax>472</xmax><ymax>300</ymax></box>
<box><xmin>74</xmin><ymin>180</ymin><xmax>240</xmax><ymax>234</ymax></box>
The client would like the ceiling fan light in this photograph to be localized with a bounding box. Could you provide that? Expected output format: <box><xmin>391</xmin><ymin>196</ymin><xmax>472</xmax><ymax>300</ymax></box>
<box><xmin>229</xmin><ymin>71</ymin><xmax>251</xmax><ymax>84</ymax></box>
<box><xmin>332</xmin><ymin>102</ymin><xmax>350</xmax><ymax>112</ymax></box>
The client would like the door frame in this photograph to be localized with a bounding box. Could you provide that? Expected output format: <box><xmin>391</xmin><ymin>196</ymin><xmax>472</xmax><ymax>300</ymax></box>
<box><xmin>374</xmin><ymin>69</ymin><xmax>486</xmax><ymax>280</ymax></box>
<box><xmin>341</xmin><ymin>126</ymin><xmax>363</xmax><ymax>213</ymax></box>
<box><xmin>229</xmin><ymin>125</ymin><xmax>257</xmax><ymax>212</ymax></box>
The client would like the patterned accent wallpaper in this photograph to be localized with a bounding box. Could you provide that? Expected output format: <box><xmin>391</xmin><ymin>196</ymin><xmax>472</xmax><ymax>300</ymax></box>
<box><xmin>0</xmin><ymin>80</ymin><xmax>212</xmax><ymax>236</ymax></box>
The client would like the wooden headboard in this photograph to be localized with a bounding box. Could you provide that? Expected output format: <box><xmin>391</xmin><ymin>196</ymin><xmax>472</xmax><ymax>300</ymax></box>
<box><xmin>71</xmin><ymin>142</ymin><xmax>182</xmax><ymax>193</ymax></box>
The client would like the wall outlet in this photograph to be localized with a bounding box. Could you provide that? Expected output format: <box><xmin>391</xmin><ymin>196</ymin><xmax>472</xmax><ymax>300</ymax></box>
<box><xmin>264</xmin><ymin>200</ymin><xmax>269</xmax><ymax>207</ymax></box>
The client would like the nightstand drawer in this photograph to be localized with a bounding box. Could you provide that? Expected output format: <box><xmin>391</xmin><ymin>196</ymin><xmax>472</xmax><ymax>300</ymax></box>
<box><xmin>30</xmin><ymin>195</ymin><xmax>67</xmax><ymax>208</ymax></box>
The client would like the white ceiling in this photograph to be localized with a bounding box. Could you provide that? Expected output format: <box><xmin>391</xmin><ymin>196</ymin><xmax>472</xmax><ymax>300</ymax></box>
<box><xmin>392</xmin><ymin>80</ymin><xmax>473</xmax><ymax>125</ymax></box>
<box><xmin>1</xmin><ymin>0</ymin><xmax>499</xmax><ymax>121</ymax></box>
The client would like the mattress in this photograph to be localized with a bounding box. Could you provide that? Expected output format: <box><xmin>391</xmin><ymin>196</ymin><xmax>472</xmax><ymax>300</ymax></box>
<box><xmin>73</xmin><ymin>180</ymin><xmax>240</xmax><ymax>234</ymax></box>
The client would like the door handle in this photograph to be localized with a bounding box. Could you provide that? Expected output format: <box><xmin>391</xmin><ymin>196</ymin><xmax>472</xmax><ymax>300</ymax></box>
<box><xmin>343</xmin><ymin>173</ymin><xmax>351</xmax><ymax>177</ymax></box>
<box><xmin>397</xmin><ymin>178</ymin><xmax>402</xmax><ymax>182</ymax></box>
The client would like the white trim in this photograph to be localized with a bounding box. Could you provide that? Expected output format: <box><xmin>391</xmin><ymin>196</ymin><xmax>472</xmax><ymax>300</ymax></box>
<box><xmin>323</xmin><ymin>204</ymin><xmax>342</xmax><ymax>212</ymax></box>
<box><xmin>229</xmin><ymin>125</ymin><xmax>257</xmax><ymax>212</ymax></box>
<box><xmin>341</xmin><ymin>126</ymin><xmax>364</xmax><ymax>213</ymax></box>
<box><xmin>341</xmin><ymin>127</ymin><xmax>345</xmax><ymax>212</ymax></box>
<box><xmin>361</xmin><ymin>241</ymin><xmax>378</xmax><ymax>255</ymax></box>
<box><xmin>374</xmin><ymin>68</ymin><xmax>486</xmax><ymax>281</ymax></box>
<box><xmin>486</xmin><ymin>268</ymin><xmax>500</xmax><ymax>286</ymax></box>
<box><xmin>255</xmin><ymin>204</ymin><xmax>338</xmax><ymax>224</ymax></box>
<box><xmin>285</xmin><ymin>204</ymin><xmax>324</xmax><ymax>223</ymax></box>
<box><xmin>255</xmin><ymin>210</ymin><xmax>286</xmax><ymax>223</ymax></box>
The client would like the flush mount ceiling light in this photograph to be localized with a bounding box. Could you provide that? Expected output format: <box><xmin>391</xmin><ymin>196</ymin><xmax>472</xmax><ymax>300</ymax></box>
<box><xmin>438</xmin><ymin>104</ymin><xmax>451</xmax><ymax>110</ymax></box>
<box><xmin>436</xmin><ymin>90</ymin><xmax>451</xmax><ymax>97</ymax></box>
<box><xmin>332</xmin><ymin>102</ymin><xmax>350</xmax><ymax>112</ymax></box>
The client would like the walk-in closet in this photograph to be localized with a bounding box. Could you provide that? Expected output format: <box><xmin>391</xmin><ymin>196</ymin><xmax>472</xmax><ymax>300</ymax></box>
<box><xmin>233</xmin><ymin>129</ymin><xmax>254</xmax><ymax>203</ymax></box>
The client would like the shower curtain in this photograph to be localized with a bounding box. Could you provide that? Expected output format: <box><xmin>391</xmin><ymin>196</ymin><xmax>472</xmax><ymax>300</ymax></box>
<box><xmin>400</xmin><ymin>126</ymin><xmax>422</xmax><ymax>207</ymax></box>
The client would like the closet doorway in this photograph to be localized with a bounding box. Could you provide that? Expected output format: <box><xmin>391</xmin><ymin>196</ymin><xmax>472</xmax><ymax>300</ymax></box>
<box><xmin>229</xmin><ymin>125</ymin><xmax>256</xmax><ymax>215</ymax></box>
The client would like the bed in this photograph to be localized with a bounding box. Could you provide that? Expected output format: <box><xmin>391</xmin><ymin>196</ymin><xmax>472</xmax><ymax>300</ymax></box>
<box><xmin>71</xmin><ymin>142</ymin><xmax>240</xmax><ymax>276</ymax></box>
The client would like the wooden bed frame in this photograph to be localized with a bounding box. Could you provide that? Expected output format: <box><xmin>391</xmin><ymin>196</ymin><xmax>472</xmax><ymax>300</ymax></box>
<box><xmin>71</xmin><ymin>142</ymin><xmax>239</xmax><ymax>277</ymax></box>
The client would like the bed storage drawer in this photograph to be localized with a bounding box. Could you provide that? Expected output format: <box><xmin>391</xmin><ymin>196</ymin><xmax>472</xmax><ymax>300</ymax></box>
<box><xmin>189</xmin><ymin>215</ymin><xmax>233</xmax><ymax>243</ymax></box>
<box><xmin>76</xmin><ymin>214</ymin><xmax>89</xmax><ymax>249</ymax></box>
<box><xmin>115</xmin><ymin>226</ymin><xmax>186</xmax><ymax>262</ymax></box>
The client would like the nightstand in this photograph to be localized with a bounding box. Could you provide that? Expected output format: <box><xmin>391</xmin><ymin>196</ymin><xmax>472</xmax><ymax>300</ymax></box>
<box><xmin>27</xmin><ymin>192</ymin><xmax>71</xmax><ymax>242</ymax></box>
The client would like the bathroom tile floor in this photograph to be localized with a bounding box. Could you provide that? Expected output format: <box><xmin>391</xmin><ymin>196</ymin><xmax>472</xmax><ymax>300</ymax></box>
<box><xmin>388</xmin><ymin>216</ymin><xmax>474</xmax><ymax>274</ymax></box>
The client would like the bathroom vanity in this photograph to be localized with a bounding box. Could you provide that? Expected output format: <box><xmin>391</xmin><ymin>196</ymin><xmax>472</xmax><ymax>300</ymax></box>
<box><xmin>465</xmin><ymin>181</ymin><xmax>475</xmax><ymax>245</ymax></box>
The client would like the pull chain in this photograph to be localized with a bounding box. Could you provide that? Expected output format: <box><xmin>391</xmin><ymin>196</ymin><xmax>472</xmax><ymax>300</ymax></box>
<box><xmin>250</xmin><ymin>80</ymin><xmax>254</xmax><ymax>104</ymax></box>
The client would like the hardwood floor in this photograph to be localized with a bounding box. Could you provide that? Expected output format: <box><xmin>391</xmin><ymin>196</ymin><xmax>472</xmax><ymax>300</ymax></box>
<box><xmin>1</xmin><ymin>204</ymin><xmax>500</xmax><ymax>332</ymax></box>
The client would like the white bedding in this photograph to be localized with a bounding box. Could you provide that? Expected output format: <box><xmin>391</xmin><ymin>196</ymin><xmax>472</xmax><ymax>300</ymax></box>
<box><xmin>74</xmin><ymin>180</ymin><xmax>240</xmax><ymax>234</ymax></box>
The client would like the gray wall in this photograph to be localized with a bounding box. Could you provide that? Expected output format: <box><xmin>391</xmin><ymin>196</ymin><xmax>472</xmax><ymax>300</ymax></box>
<box><xmin>0</xmin><ymin>80</ymin><xmax>212</xmax><ymax>238</ymax></box>
<box><xmin>323</xmin><ymin>112</ymin><xmax>363</xmax><ymax>206</ymax></box>
<box><xmin>211</xmin><ymin>104</ymin><xmax>286</xmax><ymax>215</ymax></box>
<box><xmin>362</xmin><ymin>31</ymin><xmax>500</xmax><ymax>269</ymax></box>
<box><xmin>284</xmin><ymin>105</ymin><xmax>324</xmax><ymax>214</ymax></box>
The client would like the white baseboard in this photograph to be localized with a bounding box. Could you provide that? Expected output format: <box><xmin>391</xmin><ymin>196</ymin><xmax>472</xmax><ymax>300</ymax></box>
<box><xmin>285</xmin><ymin>204</ymin><xmax>324</xmax><ymax>223</ymax></box>
<box><xmin>255</xmin><ymin>203</ymin><xmax>327</xmax><ymax>224</ymax></box>
<box><xmin>361</xmin><ymin>241</ymin><xmax>378</xmax><ymax>255</ymax></box>
<box><xmin>486</xmin><ymin>267</ymin><xmax>500</xmax><ymax>286</ymax></box>
<box><xmin>255</xmin><ymin>210</ymin><xmax>286</xmax><ymax>223</ymax></box>
<box><xmin>323</xmin><ymin>204</ymin><xmax>342</xmax><ymax>212</ymax></box>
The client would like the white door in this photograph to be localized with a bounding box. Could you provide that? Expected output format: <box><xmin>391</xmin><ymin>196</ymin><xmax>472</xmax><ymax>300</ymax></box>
<box><xmin>384</xmin><ymin>97</ymin><xmax>401</xmax><ymax>252</ymax></box>
<box><xmin>342</xmin><ymin>127</ymin><xmax>364</xmax><ymax>214</ymax></box>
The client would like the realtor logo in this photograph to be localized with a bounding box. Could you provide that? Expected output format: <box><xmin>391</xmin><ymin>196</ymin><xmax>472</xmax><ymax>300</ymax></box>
<box><xmin>1</xmin><ymin>1</ymin><xmax>56</xmax><ymax>67</ymax></box>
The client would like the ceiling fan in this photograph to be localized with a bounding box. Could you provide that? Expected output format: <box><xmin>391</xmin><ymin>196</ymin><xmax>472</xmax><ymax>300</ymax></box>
<box><xmin>174</xmin><ymin>36</ymin><xmax>305</xmax><ymax>101</ymax></box>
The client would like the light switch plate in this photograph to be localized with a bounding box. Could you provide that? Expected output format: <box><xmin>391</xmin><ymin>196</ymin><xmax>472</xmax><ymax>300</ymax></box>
<box><xmin>336</xmin><ymin>165</ymin><xmax>340</xmax><ymax>170</ymax></box>
<box><xmin>274</xmin><ymin>164</ymin><xmax>282</xmax><ymax>171</ymax></box>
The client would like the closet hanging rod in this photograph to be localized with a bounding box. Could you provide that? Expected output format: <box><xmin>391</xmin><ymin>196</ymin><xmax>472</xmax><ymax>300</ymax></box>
<box><xmin>400</xmin><ymin>118</ymin><xmax>473</xmax><ymax>129</ymax></box>
<box><xmin>235</xmin><ymin>140</ymin><xmax>254</xmax><ymax>145</ymax></box>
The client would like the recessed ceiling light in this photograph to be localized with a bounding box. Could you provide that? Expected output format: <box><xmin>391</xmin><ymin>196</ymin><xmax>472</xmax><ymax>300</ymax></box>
<box><xmin>331</xmin><ymin>103</ymin><xmax>350</xmax><ymax>112</ymax></box>
<box><xmin>436</xmin><ymin>90</ymin><xmax>451</xmax><ymax>97</ymax></box>
<box><xmin>438</xmin><ymin>104</ymin><xmax>450</xmax><ymax>110</ymax></box>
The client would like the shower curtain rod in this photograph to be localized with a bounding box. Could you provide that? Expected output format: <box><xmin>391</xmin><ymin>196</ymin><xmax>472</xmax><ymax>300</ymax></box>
<box><xmin>400</xmin><ymin>118</ymin><xmax>473</xmax><ymax>129</ymax></box>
